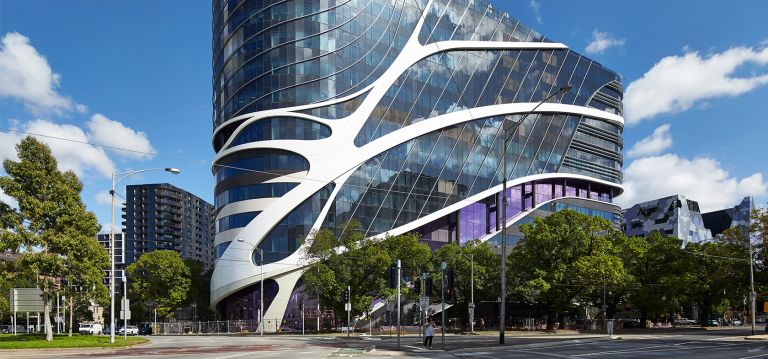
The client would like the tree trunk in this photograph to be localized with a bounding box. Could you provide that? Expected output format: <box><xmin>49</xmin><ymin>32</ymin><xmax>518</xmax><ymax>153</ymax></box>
<box><xmin>43</xmin><ymin>285</ymin><xmax>53</xmax><ymax>341</ymax></box>
<box><xmin>68</xmin><ymin>295</ymin><xmax>73</xmax><ymax>337</ymax></box>
<box><xmin>545</xmin><ymin>314</ymin><xmax>556</xmax><ymax>331</ymax></box>
<box><xmin>639</xmin><ymin>307</ymin><xmax>648</xmax><ymax>327</ymax></box>
<box><xmin>558</xmin><ymin>313</ymin><xmax>566</xmax><ymax>330</ymax></box>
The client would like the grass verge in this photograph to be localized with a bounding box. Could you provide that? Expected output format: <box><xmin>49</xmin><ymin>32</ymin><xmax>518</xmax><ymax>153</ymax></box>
<box><xmin>0</xmin><ymin>334</ymin><xmax>148</xmax><ymax>349</ymax></box>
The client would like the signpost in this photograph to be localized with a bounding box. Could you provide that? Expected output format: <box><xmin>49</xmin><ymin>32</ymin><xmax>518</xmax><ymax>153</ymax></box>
<box><xmin>10</xmin><ymin>288</ymin><xmax>44</xmax><ymax>336</ymax></box>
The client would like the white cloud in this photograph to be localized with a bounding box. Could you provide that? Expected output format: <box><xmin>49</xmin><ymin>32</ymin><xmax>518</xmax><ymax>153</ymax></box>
<box><xmin>585</xmin><ymin>29</ymin><xmax>625</xmax><ymax>55</ymax></box>
<box><xmin>0</xmin><ymin>187</ymin><xmax>18</xmax><ymax>208</ymax></box>
<box><xmin>529</xmin><ymin>0</ymin><xmax>543</xmax><ymax>24</ymax></box>
<box><xmin>26</xmin><ymin>120</ymin><xmax>115</xmax><ymax>178</ymax></box>
<box><xmin>0</xmin><ymin>32</ymin><xmax>71</xmax><ymax>113</ymax></box>
<box><xmin>94</xmin><ymin>190</ymin><xmax>113</xmax><ymax>205</ymax></box>
<box><xmin>616</xmin><ymin>154</ymin><xmax>767</xmax><ymax>212</ymax></box>
<box><xmin>627</xmin><ymin>124</ymin><xmax>673</xmax><ymax>158</ymax></box>
<box><xmin>0</xmin><ymin>120</ymin><xmax>115</xmax><ymax>179</ymax></box>
<box><xmin>75</xmin><ymin>103</ymin><xmax>88</xmax><ymax>114</ymax></box>
<box><xmin>86</xmin><ymin>113</ymin><xmax>156</xmax><ymax>160</ymax></box>
<box><xmin>624</xmin><ymin>46</ymin><xmax>768</xmax><ymax>124</ymax></box>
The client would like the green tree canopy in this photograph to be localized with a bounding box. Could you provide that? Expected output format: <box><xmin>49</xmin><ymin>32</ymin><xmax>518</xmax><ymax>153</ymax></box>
<box><xmin>0</xmin><ymin>137</ymin><xmax>104</xmax><ymax>341</ymax></box>
<box><xmin>508</xmin><ymin>209</ymin><xmax>628</xmax><ymax>329</ymax></box>
<box><xmin>126</xmin><ymin>250</ymin><xmax>191</xmax><ymax>319</ymax></box>
<box><xmin>303</xmin><ymin>220</ymin><xmax>431</xmax><ymax>321</ymax></box>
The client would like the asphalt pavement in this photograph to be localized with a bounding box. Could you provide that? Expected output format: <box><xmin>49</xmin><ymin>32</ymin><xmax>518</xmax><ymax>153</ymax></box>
<box><xmin>2</xmin><ymin>328</ymin><xmax>768</xmax><ymax>358</ymax></box>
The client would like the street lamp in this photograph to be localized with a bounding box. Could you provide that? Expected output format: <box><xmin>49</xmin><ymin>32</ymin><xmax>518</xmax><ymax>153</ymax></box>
<box><xmin>110</xmin><ymin>167</ymin><xmax>179</xmax><ymax>344</ymax></box>
<box><xmin>499</xmin><ymin>85</ymin><xmax>572</xmax><ymax>344</ymax></box>
<box><xmin>459</xmin><ymin>251</ymin><xmax>475</xmax><ymax>333</ymax></box>
<box><xmin>237</xmin><ymin>238</ymin><xmax>264</xmax><ymax>335</ymax></box>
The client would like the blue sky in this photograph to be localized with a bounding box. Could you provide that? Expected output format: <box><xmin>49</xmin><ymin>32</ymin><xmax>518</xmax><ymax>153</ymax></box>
<box><xmin>0</xmin><ymin>0</ymin><xmax>766</xmax><ymax>230</ymax></box>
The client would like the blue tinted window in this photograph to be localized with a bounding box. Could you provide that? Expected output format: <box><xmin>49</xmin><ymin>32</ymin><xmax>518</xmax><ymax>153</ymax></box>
<box><xmin>215</xmin><ymin>241</ymin><xmax>232</xmax><ymax>258</ymax></box>
<box><xmin>216</xmin><ymin>182</ymin><xmax>299</xmax><ymax>208</ymax></box>
<box><xmin>255</xmin><ymin>184</ymin><xmax>335</xmax><ymax>264</ymax></box>
<box><xmin>218</xmin><ymin>211</ymin><xmax>261</xmax><ymax>233</ymax></box>
<box><xmin>229</xmin><ymin>117</ymin><xmax>330</xmax><ymax>148</ymax></box>
<box><xmin>215</xmin><ymin>149</ymin><xmax>309</xmax><ymax>182</ymax></box>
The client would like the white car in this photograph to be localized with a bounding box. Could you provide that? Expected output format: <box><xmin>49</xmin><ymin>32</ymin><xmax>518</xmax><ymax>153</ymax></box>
<box><xmin>674</xmin><ymin>318</ymin><xmax>696</xmax><ymax>325</ymax></box>
<box><xmin>118</xmin><ymin>326</ymin><xmax>139</xmax><ymax>335</ymax></box>
<box><xmin>78</xmin><ymin>323</ymin><xmax>103</xmax><ymax>335</ymax></box>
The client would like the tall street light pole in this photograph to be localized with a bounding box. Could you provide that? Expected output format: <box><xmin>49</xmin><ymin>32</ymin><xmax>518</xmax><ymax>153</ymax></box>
<box><xmin>110</xmin><ymin>167</ymin><xmax>180</xmax><ymax>344</ymax></box>
<box><xmin>499</xmin><ymin>85</ymin><xmax>572</xmax><ymax>345</ymax></box>
<box><xmin>749</xmin><ymin>241</ymin><xmax>756</xmax><ymax>335</ymax></box>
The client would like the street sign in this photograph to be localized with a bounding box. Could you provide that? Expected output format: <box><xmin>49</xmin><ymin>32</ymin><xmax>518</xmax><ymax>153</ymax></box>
<box><xmin>120</xmin><ymin>310</ymin><xmax>131</xmax><ymax>320</ymax></box>
<box><xmin>345</xmin><ymin>302</ymin><xmax>351</xmax><ymax>311</ymax></box>
<box><xmin>420</xmin><ymin>296</ymin><xmax>429</xmax><ymax>308</ymax></box>
<box><xmin>469</xmin><ymin>303</ymin><xmax>475</xmax><ymax>322</ymax></box>
<box><xmin>10</xmin><ymin>288</ymin><xmax>44</xmax><ymax>312</ymax></box>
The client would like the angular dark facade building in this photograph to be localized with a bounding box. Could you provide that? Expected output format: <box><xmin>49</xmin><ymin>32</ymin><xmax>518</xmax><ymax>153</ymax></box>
<box><xmin>210</xmin><ymin>0</ymin><xmax>625</xmax><ymax>328</ymax></box>
<box><xmin>622</xmin><ymin>195</ymin><xmax>755</xmax><ymax>244</ymax></box>
<box><xmin>122</xmin><ymin>183</ymin><xmax>216</xmax><ymax>268</ymax></box>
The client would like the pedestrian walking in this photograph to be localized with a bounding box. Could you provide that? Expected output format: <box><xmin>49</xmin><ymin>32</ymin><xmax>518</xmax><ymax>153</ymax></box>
<box><xmin>423</xmin><ymin>318</ymin><xmax>435</xmax><ymax>349</ymax></box>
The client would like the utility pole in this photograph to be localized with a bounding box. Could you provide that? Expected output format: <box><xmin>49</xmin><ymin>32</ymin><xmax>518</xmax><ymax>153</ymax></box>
<box><xmin>750</xmin><ymin>242</ymin><xmax>756</xmax><ymax>335</ymax></box>
<box><xmin>441</xmin><ymin>261</ymin><xmax>446</xmax><ymax>350</ymax></box>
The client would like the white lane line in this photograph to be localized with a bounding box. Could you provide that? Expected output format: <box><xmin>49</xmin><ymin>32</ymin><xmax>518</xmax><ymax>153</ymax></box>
<box><xmin>738</xmin><ymin>354</ymin><xmax>768</xmax><ymax>359</ymax></box>
<box><xmin>214</xmin><ymin>353</ymin><xmax>251</xmax><ymax>359</ymax></box>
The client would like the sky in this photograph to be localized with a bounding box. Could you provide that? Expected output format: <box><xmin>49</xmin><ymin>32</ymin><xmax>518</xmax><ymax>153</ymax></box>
<box><xmin>0</xmin><ymin>0</ymin><xmax>766</xmax><ymax>231</ymax></box>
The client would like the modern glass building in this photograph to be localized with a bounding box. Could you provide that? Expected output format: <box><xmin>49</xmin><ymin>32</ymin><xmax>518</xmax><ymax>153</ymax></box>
<box><xmin>210</xmin><ymin>0</ymin><xmax>625</xmax><ymax>328</ymax></box>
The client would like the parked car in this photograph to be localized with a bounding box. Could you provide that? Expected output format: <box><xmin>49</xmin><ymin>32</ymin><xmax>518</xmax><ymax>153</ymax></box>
<box><xmin>78</xmin><ymin>323</ymin><xmax>103</xmax><ymax>335</ymax></box>
<box><xmin>707</xmin><ymin>319</ymin><xmax>720</xmax><ymax>327</ymax></box>
<box><xmin>674</xmin><ymin>318</ymin><xmax>696</xmax><ymax>325</ymax></box>
<box><xmin>103</xmin><ymin>326</ymin><xmax>112</xmax><ymax>335</ymax></box>
<box><xmin>138</xmin><ymin>324</ymin><xmax>153</xmax><ymax>335</ymax></box>
<box><xmin>732</xmin><ymin>319</ymin><xmax>742</xmax><ymax>326</ymax></box>
<box><xmin>118</xmin><ymin>326</ymin><xmax>139</xmax><ymax>336</ymax></box>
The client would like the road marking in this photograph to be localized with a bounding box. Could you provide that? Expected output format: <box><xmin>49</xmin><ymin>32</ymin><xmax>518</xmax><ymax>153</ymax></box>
<box><xmin>738</xmin><ymin>354</ymin><xmax>768</xmax><ymax>359</ymax></box>
<box><xmin>214</xmin><ymin>353</ymin><xmax>251</xmax><ymax>359</ymax></box>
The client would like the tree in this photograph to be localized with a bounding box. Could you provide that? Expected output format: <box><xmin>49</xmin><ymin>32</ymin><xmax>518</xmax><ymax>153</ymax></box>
<box><xmin>126</xmin><ymin>250</ymin><xmax>190</xmax><ymax>320</ymax></box>
<box><xmin>429</xmin><ymin>240</ymin><xmax>499</xmax><ymax>329</ymax></box>
<box><xmin>622</xmin><ymin>232</ymin><xmax>686</xmax><ymax>325</ymax></box>
<box><xmin>62</xmin><ymin>235</ymin><xmax>109</xmax><ymax>336</ymax></box>
<box><xmin>303</xmin><ymin>220</ymin><xmax>432</xmax><ymax>326</ymax></box>
<box><xmin>183</xmin><ymin>259</ymin><xmax>215</xmax><ymax>321</ymax></box>
<box><xmin>682</xmin><ymin>239</ymin><xmax>748</xmax><ymax>326</ymax></box>
<box><xmin>508</xmin><ymin>209</ymin><xmax>628</xmax><ymax>330</ymax></box>
<box><xmin>0</xmin><ymin>137</ymin><xmax>104</xmax><ymax>341</ymax></box>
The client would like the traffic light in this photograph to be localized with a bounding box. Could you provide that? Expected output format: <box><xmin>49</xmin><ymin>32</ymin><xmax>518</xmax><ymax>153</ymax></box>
<box><xmin>445</xmin><ymin>269</ymin><xmax>455</xmax><ymax>299</ymax></box>
<box><xmin>388</xmin><ymin>267</ymin><xmax>398</xmax><ymax>289</ymax></box>
<box><xmin>424</xmin><ymin>277</ymin><xmax>433</xmax><ymax>295</ymax></box>
<box><xmin>342</xmin><ymin>288</ymin><xmax>349</xmax><ymax>303</ymax></box>
<box><xmin>414</xmin><ymin>278</ymin><xmax>421</xmax><ymax>294</ymax></box>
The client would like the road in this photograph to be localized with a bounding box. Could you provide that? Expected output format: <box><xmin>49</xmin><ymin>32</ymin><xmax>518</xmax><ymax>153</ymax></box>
<box><xmin>1</xmin><ymin>328</ymin><xmax>768</xmax><ymax>358</ymax></box>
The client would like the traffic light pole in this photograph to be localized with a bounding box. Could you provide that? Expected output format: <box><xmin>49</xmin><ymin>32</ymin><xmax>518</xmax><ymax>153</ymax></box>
<box><xmin>396</xmin><ymin>259</ymin><xmax>401</xmax><ymax>349</ymax></box>
<box><xmin>441</xmin><ymin>261</ymin><xmax>446</xmax><ymax>350</ymax></box>
<box><xmin>347</xmin><ymin>285</ymin><xmax>351</xmax><ymax>338</ymax></box>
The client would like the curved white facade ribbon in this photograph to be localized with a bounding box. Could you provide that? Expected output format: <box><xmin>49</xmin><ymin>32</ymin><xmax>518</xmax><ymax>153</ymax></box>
<box><xmin>211</xmin><ymin>0</ymin><xmax>625</xmax><ymax>329</ymax></box>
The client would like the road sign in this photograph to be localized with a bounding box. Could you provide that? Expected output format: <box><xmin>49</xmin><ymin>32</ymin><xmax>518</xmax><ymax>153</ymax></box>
<box><xmin>420</xmin><ymin>296</ymin><xmax>429</xmax><ymax>308</ymax></box>
<box><xmin>10</xmin><ymin>288</ymin><xmax>44</xmax><ymax>312</ymax></box>
<box><xmin>469</xmin><ymin>303</ymin><xmax>475</xmax><ymax>322</ymax></box>
<box><xmin>120</xmin><ymin>310</ymin><xmax>131</xmax><ymax>320</ymax></box>
<box><xmin>345</xmin><ymin>302</ymin><xmax>351</xmax><ymax>311</ymax></box>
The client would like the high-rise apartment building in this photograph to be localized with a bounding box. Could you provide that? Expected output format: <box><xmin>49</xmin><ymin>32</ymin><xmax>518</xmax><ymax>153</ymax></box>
<box><xmin>122</xmin><ymin>183</ymin><xmax>216</xmax><ymax>268</ymax></box>
<box><xmin>210</xmin><ymin>0</ymin><xmax>625</xmax><ymax>328</ymax></box>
